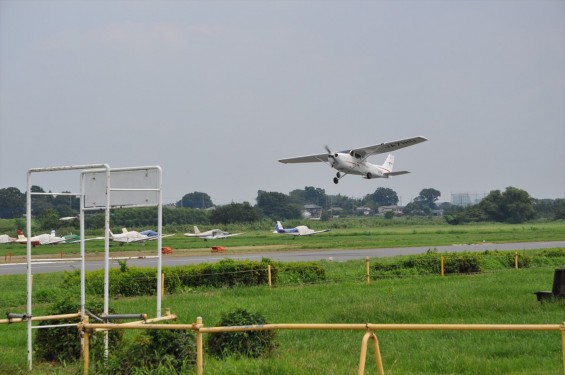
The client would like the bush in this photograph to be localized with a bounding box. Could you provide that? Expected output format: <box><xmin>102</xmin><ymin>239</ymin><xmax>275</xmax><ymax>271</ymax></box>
<box><xmin>207</xmin><ymin>309</ymin><xmax>277</xmax><ymax>359</ymax></box>
<box><xmin>63</xmin><ymin>259</ymin><xmax>325</xmax><ymax>296</ymax></box>
<box><xmin>444</xmin><ymin>254</ymin><xmax>481</xmax><ymax>274</ymax></box>
<box><xmin>104</xmin><ymin>324</ymin><xmax>196</xmax><ymax>374</ymax></box>
<box><xmin>34</xmin><ymin>297</ymin><xmax>123</xmax><ymax>364</ymax></box>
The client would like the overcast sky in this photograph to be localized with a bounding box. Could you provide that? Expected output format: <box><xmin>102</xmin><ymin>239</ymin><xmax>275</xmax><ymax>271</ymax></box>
<box><xmin>1</xmin><ymin>0</ymin><xmax>564</xmax><ymax>206</ymax></box>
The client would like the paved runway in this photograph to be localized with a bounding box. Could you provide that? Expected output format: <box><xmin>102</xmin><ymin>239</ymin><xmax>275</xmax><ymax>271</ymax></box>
<box><xmin>1</xmin><ymin>240</ymin><xmax>564</xmax><ymax>275</ymax></box>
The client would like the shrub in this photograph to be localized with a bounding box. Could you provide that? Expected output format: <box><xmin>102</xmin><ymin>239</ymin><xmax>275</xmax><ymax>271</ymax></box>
<box><xmin>207</xmin><ymin>308</ymin><xmax>277</xmax><ymax>359</ymax></box>
<box><xmin>34</xmin><ymin>297</ymin><xmax>122</xmax><ymax>363</ymax></box>
<box><xmin>104</xmin><ymin>324</ymin><xmax>196</xmax><ymax>374</ymax></box>
<box><xmin>444</xmin><ymin>254</ymin><xmax>481</xmax><ymax>274</ymax></box>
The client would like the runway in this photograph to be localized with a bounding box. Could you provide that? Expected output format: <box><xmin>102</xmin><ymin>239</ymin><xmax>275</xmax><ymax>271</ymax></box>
<box><xmin>1</xmin><ymin>240</ymin><xmax>564</xmax><ymax>276</ymax></box>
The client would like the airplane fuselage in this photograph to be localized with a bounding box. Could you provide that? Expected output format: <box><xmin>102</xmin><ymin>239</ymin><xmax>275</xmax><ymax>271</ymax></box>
<box><xmin>330</xmin><ymin>152</ymin><xmax>389</xmax><ymax>179</ymax></box>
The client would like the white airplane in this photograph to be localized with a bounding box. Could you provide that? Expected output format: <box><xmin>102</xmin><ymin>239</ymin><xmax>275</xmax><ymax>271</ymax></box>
<box><xmin>109</xmin><ymin>228</ymin><xmax>174</xmax><ymax>244</ymax></box>
<box><xmin>273</xmin><ymin>221</ymin><xmax>331</xmax><ymax>236</ymax></box>
<box><xmin>0</xmin><ymin>234</ymin><xmax>15</xmax><ymax>244</ymax></box>
<box><xmin>279</xmin><ymin>136</ymin><xmax>427</xmax><ymax>184</ymax></box>
<box><xmin>184</xmin><ymin>226</ymin><xmax>244</xmax><ymax>241</ymax></box>
<box><xmin>15</xmin><ymin>230</ymin><xmax>66</xmax><ymax>246</ymax></box>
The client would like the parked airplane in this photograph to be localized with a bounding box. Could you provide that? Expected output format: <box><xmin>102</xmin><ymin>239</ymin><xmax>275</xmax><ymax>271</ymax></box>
<box><xmin>184</xmin><ymin>226</ymin><xmax>244</xmax><ymax>240</ymax></box>
<box><xmin>279</xmin><ymin>136</ymin><xmax>427</xmax><ymax>184</ymax></box>
<box><xmin>15</xmin><ymin>230</ymin><xmax>66</xmax><ymax>246</ymax></box>
<box><xmin>0</xmin><ymin>234</ymin><xmax>15</xmax><ymax>244</ymax></box>
<box><xmin>63</xmin><ymin>234</ymin><xmax>104</xmax><ymax>244</ymax></box>
<box><xmin>273</xmin><ymin>221</ymin><xmax>331</xmax><ymax>236</ymax></box>
<box><xmin>109</xmin><ymin>228</ymin><xmax>174</xmax><ymax>245</ymax></box>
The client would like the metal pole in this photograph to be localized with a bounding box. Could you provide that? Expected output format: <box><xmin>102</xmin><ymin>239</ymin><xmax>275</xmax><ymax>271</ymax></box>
<box><xmin>104</xmin><ymin>166</ymin><xmax>111</xmax><ymax>358</ymax></box>
<box><xmin>156</xmin><ymin>167</ymin><xmax>163</xmax><ymax>318</ymax></box>
<box><xmin>366</xmin><ymin>257</ymin><xmax>370</xmax><ymax>285</ymax></box>
<box><xmin>26</xmin><ymin>170</ymin><xmax>33</xmax><ymax>371</ymax></box>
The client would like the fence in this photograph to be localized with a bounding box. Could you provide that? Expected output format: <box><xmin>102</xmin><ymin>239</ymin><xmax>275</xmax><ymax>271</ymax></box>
<box><xmin>80</xmin><ymin>316</ymin><xmax>565</xmax><ymax>375</ymax></box>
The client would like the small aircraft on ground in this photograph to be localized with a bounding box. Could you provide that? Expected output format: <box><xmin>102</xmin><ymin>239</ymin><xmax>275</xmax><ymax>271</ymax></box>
<box><xmin>273</xmin><ymin>221</ymin><xmax>331</xmax><ymax>237</ymax></box>
<box><xmin>62</xmin><ymin>234</ymin><xmax>104</xmax><ymax>244</ymax></box>
<box><xmin>279</xmin><ymin>136</ymin><xmax>427</xmax><ymax>184</ymax></box>
<box><xmin>15</xmin><ymin>230</ymin><xmax>67</xmax><ymax>246</ymax></box>
<box><xmin>109</xmin><ymin>228</ymin><xmax>174</xmax><ymax>245</ymax></box>
<box><xmin>184</xmin><ymin>226</ymin><xmax>244</xmax><ymax>240</ymax></box>
<box><xmin>0</xmin><ymin>234</ymin><xmax>15</xmax><ymax>244</ymax></box>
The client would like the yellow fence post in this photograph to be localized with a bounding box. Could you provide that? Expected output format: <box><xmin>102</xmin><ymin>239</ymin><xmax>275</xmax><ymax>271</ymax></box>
<box><xmin>441</xmin><ymin>256</ymin><xmax>445</xmax><ymax>277</ymax></box>
<box><xmin>561</xmin><ymin>322</ymin><xmax>565</xmax><ymax>375</ymax></box>
<box><xmin>366</xmin><ymin>257</ymin><xmax>370</xmax><ymax>285</ymax></box>
<box><xmin>515</xmin><ymin>252</ymin><xmax>519</xmax><ymax>270</ymax></box>
<box><xmin>196</xmin><ymin>316</ymin><xmax>203</xmax><ymax>375</ymax></box>
<box><xmin>358</xmin><ymin>331</ymin><xmax>384</xmax><ymax>375</ymax></box>
<box><xmin>82</xmin><ymin>315</ymin><xmax>90</xmax><ymax>375</ymax></box>
<box><xmin>268</xmin><ymin>265</ymin><xmax>272</xmax><ymax>288</ymax></box>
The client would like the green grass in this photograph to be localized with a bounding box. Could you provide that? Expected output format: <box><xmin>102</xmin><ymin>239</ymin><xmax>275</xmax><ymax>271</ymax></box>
<box><xmin>1</xmin><ymin>252</ymin><xmax>565</xmax><ymax>374</ymax></box>
<box><xmin>1</xmin><ymin>220</ymin><xmax>564</xmax><ymax>258</ymax></box>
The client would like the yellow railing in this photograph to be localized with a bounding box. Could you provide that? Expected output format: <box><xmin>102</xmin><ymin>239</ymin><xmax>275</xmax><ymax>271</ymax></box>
<box><xmin>79</xmin><ymin>317</ymin><xmax>565</xmax><ymax>375</ymax></box>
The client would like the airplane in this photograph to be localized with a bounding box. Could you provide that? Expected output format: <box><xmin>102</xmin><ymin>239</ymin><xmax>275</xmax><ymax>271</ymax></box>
<box><xmin>109</xmin><ymin>228</ymin><xmax>174</xmax><ymax>245</ymax></box>
<box><xmin>273</xmin><ymin>221</ymin><xmax>331</xmax><ymax>236</ymax></box>
<box><xmin>15</xmin><ymin>230</ymin><xmax>67</xmax><ymax>246</ymax></box>
<box><xmin>0</xmin><ymin>234</ymin><xmax>15</xmax><ymax>244</ymax></box>
<box><xmin>62</xmin><ymin>234</ymin><xmax>104</xmax><ymax>244</ymax></box>
<box><xmin>278</xmin><ymin>136</ymin><xmax>427</xmax><ymax>184</ymax></box>
<box><xmin>184</xmin><ymin>226</ymin><xmax>244</xmax><ymax>241</ymax></box>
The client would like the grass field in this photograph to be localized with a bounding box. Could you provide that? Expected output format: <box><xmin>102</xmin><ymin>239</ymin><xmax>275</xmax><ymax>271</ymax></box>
<box><xmin>1</xmin><ymin>220</ymin><xmax>564</xmax><ymax>259</ymax></box>
<box><xmin>1</xmin><ymin>220</ymin><xmax>564</xmax><ymax>374</ymax></box>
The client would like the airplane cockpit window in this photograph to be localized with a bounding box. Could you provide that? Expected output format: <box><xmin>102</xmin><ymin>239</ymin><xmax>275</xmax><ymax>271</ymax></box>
<box><xmin>350</xmin><ymin>151</ymin><xmax>362</xmax><ymax>159</ymax></box>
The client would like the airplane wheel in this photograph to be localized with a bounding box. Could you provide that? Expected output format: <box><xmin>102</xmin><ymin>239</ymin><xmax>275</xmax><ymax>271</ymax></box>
<box><xmin>366</xmin><ymin>173</ymin><xmax>372</xmax><ymax>179</ymax></box>
<box><xmin>333</xmin><ymin>177</ymin><xmax>339</xmax><ymax>184</ymax></box>
<box><xmin>336</xmin><ymin>172</ymin><xmax>341</xmax><ymax>178</ymax></box>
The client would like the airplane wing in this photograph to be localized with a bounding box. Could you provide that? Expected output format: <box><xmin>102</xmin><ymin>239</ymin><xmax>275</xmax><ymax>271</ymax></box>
<box><xmin>310</xmin><ymin>229</ymin><xmax>331</xmax><ymax>235</ymax></box>
<box><xmin>351</xmin><ymin>136</ymin><xmax>427</xmax><ymax>159</ymax></box>
<box><xmin>384</xmin><ymin>171</ymin><xmax>410</xmax><ymax>176</ymax></box>
<box><xmin>278</xmin><ymin>136</ymin><xmax>427</xmax><ymax>163</ymax></box>
<box><xmin>279</xmin><ymin>153</ymin><xmax>329</xmax><ymax>164</ymax></box>
<box><xmin>215</xmin><ymin>232</ymin><xmax>244</xmax><ymax>239</ymax></box>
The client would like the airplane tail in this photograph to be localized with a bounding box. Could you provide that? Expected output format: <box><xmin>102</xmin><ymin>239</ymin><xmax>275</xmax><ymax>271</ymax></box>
<box><xmin>122</xmin><ymin>228</ymin><xmax>128</xmax><ymax>234</ymax></box>
<box><xmin>193</xmin><ymin>226</ymin><xmax>200</xmax><ymax>234</ymax></box>
<box><xmin>382</xmin><ymin>154</ymin><xmax>394</xmax><ymax>173</ymax></box>
<box><xmin>17</xmin><ymin>230</ymin><xmax>26</xmax><ymax>241</ymax></box>
<box><xmin>275</xmin><ymin>221</ymin><xmax>284</xmax><ymax>233</ymax></box>
<box><xmin>51</xmin><ymin>230</ymin><xmax>56</xmax><ymax>237</ymax></box>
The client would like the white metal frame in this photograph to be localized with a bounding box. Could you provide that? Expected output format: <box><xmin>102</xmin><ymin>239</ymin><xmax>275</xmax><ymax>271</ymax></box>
<box><xmin>25</xmin><ymin>164</ymin><xmax>163</xmax><ymax>370</ymax></box>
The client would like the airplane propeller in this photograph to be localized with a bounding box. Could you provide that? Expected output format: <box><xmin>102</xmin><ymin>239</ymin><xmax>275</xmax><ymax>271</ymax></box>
<box><xmin>325</xmin><ymin>145</ymin><xmax>337</xmax><ymax>167</ymax></box>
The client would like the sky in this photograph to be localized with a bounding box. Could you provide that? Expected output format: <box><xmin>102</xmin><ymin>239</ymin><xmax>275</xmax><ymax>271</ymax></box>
<box><xmin>1</xmin><ymin>0</ymin><xmax>564</xmax><ymax>206</ymax></box>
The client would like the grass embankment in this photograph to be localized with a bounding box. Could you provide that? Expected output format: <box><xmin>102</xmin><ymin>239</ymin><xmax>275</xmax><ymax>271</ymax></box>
<box><xmin>1</xmin><ymin>220</ymin><xmax>564</xmax><ymax>259</ymax></box>
<box><xmin>1</xmin><ymin>253</ymin><xmax>565</xmax><ymax>374</ymax></box>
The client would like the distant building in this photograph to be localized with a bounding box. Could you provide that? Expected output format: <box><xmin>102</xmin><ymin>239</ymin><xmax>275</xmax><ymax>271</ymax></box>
<box><xmin>377</xmin><ymin>205</ymin><xmax>403</xmax><ymax>215</ymax></box>
<box><xmin>355</xmin><ymin>206</ymin><xmax>372</xmax><ymax>216</ymax></box>
<box><xmin>303</xmin><ymin>204</ymin><xmax>322</xmax><ymax>219</ymax></box>
<box><xmin>451</xmin><ymin>193</ymin><xmax>486</xmax><ymax>207</ymax></box>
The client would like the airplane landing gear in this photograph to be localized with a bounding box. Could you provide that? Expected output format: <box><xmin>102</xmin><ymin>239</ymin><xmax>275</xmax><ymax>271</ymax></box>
<box><xmin>333</xmin><ymin>172</ymin><xmax>341</xmax><ymax>184</ymax></box>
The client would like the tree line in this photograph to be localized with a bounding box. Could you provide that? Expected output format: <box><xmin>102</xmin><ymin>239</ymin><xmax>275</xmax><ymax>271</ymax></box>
<box><xmin>0</xmin><ymin>185</ymin><xmax>563</xmax><ymax>231</ymax></box>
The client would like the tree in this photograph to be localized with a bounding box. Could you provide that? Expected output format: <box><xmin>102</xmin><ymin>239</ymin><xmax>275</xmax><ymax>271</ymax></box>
<box><xmin>415</xmin><ymin>188</ymin><xmax>441</xmax><ymax>210</ymax></box>
<box><xmin>210</xmin><ymin>202</ymin><xmax>259</xmax><ymax>224</ymax></box>
<box><xmin>499</xmin><ymin>186</ymin><xmax>535</xmax><ymax>223</ymax></box>
<box><xmin>256</xmin><ymin>191</ymin><xmax>301</xmax><ymax>220</ymax></box>
<box><xmin>367</xmin><ymin>187</ymin><xmax>399</xmax><ymax>207</ymax></box>
<box><xmin>0</xmin><ymin>187</ymin><xmax>25</xmax><ymax>218</ymax></box>
<box><xmin>303</xmin><ymin>186</ymin><xmax>327</xmax><ymax>207</ymax></box>
<box><xmin>39</xmin><ymin>208</ymin><xmax>61</xmax><ymax>230</ymax></box>
<box><xmin>176</xmin><ymin>192</ymin><xmax>213</xmax><ymax>209</ymax></box>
